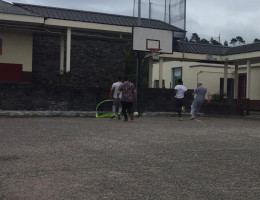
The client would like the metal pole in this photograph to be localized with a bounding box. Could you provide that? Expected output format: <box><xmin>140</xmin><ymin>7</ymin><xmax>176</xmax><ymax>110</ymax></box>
<box><xmin>136</xmin><ymin>52</ymin><xmax>142</xmax><ymax>113</ymax></box>
<box><xmin>138</xmin><ymin>0</ymin><xmax>141</xmax><ymax>26</ymax></box>
<box><xmin>169</xmin><ymin>3</ymin><xmax>171</xmax><ymax>24</ymax></box>
<box><xmin>133</xmin><ymin>0</ymin><xmax>135</xmax><ymax>17</ymax></box>
<box><xmin>164</xmin><ymin>0</ymin><xmax>167</xmax><ymax>22</ymax></box>
<box><xmin>184</xmin><ymin>0</ymin><xmax>187</xmax><ymax>32</ymax></box>
<box><xmin>149</xmin><ymin>0</ymin><xmax>151</xmax><ymax>19</ymax></box>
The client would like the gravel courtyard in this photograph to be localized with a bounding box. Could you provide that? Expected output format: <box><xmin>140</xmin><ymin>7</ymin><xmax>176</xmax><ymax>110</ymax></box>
<box><xmin>1</xmin><ymin>116</ymin><xmax>259</xmax><ymax>200</ymax></box>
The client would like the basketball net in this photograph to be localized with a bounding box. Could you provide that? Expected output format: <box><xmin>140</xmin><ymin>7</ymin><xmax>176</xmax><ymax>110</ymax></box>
<box><xmin>148</xmin><ymin>48</ymin><xmax>161</xmax><ymax>60</ymax></box>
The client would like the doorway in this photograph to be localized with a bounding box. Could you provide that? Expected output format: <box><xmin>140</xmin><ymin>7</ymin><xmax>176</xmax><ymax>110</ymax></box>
<box><xmin>238</xmin><ymin>73</ymin><xmax>246</xmax><ymax>99</ymax></box>
<box><xmin>220</xmin><ymin>78</ymin><xmax>234</xmax><ymax>101</ymax></box>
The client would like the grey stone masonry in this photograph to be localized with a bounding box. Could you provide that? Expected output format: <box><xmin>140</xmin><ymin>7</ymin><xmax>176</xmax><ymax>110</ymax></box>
<box><xmin>71</xmin><ymin>36</ymin><xmax>126</xmax><ymax>87</ymax></box>
<box><xmin>32</xmin><ymin>33</ymin><xmax>127</xmax><ymax>87</ymax></box>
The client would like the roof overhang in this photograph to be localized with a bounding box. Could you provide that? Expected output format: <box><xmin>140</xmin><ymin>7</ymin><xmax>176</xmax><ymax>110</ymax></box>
<box><xmin>226</xmin><ymin>51</ymin><xmax>260</xmax><ymax>65</ymax></box>
<box><xmin>44</xmin><ymin>18</ymin><xmax>132</xmax><ymax>34</ymax></box>
<box><xmin>160</xmin><ymin>52</ymin><xmax>226</xmax><ymax>64</ymax></box>
<box><xmin>0</xmin><ymin>13</ymin><xmax>44</xmax><ymax>24</ymax></box>
<box><xmin>160</xmin><ymin>51</ymin><xmax>260</xmax><ymax>65</ymax></box>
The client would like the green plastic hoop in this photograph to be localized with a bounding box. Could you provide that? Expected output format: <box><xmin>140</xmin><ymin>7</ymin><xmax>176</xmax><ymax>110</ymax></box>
<box><xmin>95</xmin><ymin>99</ymin><xmax>114</xmax><ymax>118</ymax></box>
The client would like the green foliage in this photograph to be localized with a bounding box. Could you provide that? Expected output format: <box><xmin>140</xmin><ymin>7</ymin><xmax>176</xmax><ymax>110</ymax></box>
<box><xmin>230</xmin><ymin>38</ymin><xmax>237</xmax><ymax>46</ymax></box>
<box><xmin>236</xmin><ymin>36</ymin><xmax>245</xmax><ymax>45</ymax></box>
<box><xmin>211</xmin><ymin>93</ymin><xmax>227</xmax><ymax>102</ymax></box>
<box><xmin>210</xmin><ymin>37</ymin><xmax>222</xmax><ymax>45</ymax></box>
<box><xmin>224</xmin><ymin>41</ymin><xmax>228</xmax><ymax>46</ymax></box>
<box><xmin>190</xmin><ymin>33</ymin><xmax>200</xmax><ymax>43</ymax></box>
<box><xmin>200</xmin><ymin>38</ymin><xmax>210</xmax><ymax>44</ymax></box>
<box><xmin>185</xmin><ymin>33</ymin><xmax>250</xmax><ymax>46</ymax></box>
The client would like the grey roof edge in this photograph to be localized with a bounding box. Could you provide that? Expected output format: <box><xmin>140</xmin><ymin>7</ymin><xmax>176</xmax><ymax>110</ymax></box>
<box><xmin>13</xmin><ymin>2</ymin><xmax>185</xmax><ymax>32</ymax></box>
<box><xmin>0</xmin><ymin>0</ymin><xmax>41</xmax><ymax>17</ymax></box>
<box><xmin>176</xmin><ymin>41</ymin><xmax>231</xmax><ymax>50</ymax></box>
<box><xmin>173</xmin><ymin>41</ymin><xmax>230</xmax><ymax>56</ymax></box>
<box><xmin>173</xmin><ymin>41</ymin><xmax>260</xmax><ymax>56</ymax></box>
<box><xmin>225</xmin><ymin>42</ymin><xmax>260</xmax><ymax>55</ymax></box>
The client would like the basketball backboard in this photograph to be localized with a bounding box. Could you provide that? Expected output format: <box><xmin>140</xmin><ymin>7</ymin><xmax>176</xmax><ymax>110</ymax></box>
<box><xmin>133</xmin><ymin>27</ymin><xmax>173</xmax><ymax>54</ymax></box>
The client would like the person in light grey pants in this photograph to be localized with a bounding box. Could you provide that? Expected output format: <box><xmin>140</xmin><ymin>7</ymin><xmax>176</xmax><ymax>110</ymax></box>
<box><xmin>190</xmin><ymin>83</ymin><xmax>210</xmax><ymax>119</ymax></box>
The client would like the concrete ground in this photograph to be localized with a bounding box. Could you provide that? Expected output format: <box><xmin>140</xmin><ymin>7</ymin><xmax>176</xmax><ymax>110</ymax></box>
<box><xmin>0</xmin><ymin>116</ymin><xmax>259</xmax><ymax>200</ymax></box>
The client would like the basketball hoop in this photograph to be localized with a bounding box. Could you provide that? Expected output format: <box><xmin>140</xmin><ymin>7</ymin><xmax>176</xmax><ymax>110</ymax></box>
<box><xmin>148</xmin><ymin>48</ymin><xmax>161</xmax><ymax>60</ymax></box>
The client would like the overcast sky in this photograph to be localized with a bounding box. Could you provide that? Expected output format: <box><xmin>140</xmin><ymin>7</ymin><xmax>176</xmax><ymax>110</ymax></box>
<box><xmin>5</xmin><ymin>0</ymin><xmax>260</xmax><ymax>44</ymax></box>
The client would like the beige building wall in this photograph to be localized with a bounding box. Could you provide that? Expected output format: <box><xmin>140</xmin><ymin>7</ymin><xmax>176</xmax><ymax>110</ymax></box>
<box><xmin>250</xmin><ymin>67</ymin><xmax>260</xmax><ymax>100</ymax></box>
<box><xmin>152</xmin><ymin>60</ymin><xmax>234</xmax><ymax>96</ymax></box>
<box><xmin>0</xmin><ymin>30</ymin><xmax>33</xmax><ymax>72</ymax></box>
<box><xmin>237</xmin><ymin>66</ymin><xmax>260</xmax><ymax>100</ymax></box>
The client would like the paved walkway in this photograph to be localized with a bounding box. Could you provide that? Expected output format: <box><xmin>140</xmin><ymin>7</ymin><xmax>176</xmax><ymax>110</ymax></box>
<box><xmin>0</xmin><ymin>110</ymin><xmax>260</xmax><ymax>119</ymax></box>
<box><xmin>1</xmin><ymin>116</ymin><xmax>259</xmax><ymax>199</ymax></box>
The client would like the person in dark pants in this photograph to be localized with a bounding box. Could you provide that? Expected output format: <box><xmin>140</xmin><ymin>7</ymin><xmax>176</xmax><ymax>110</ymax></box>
<box><xmin>174</xmin><ymin>79</ymin><xmax>187</xmax><ymax>121</ymax></box>
<box><xmin>118</xmin><ymin>76</ymin><xmax>136</xmax><ymax>121</ymax></box>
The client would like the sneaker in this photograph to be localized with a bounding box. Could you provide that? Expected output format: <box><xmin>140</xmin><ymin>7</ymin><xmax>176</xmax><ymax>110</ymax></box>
<box><xmin>190</xmin><ymin>116</ymin><xmax>194</xmax><ymax>120</ymax></box>
<box><xmin>117</xmin><ymin>114</ymin><xmax>121</xmax><ymax>120</ymax></box>
<box><xmin>130</xmin><ymin>114</ymin><xmax>134</xmax><ymax>120</ymax></box>
<box><xmin>110</xmin><ymin>114</ymin><xmax>115</xmax><ymax>119</ymax></box>
<box><xmin>178</xmin><ymin>117</ymin><xmax>183</xmax><ymax>121</ymax></box>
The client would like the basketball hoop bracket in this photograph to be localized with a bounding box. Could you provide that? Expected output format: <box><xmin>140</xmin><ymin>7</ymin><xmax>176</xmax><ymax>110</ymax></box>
<box><xmin>147</xmin><ymin>48</ymin><xmax>161</xmax><ymax>60</ymax></box>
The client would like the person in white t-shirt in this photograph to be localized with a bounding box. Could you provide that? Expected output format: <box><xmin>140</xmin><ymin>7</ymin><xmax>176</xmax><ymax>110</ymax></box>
<box><xmin>110</xmin><ymin>77</ymin><xmax>123</xmax><ymax>119</ymax></box>
<box><xmin>174</xmin><ymin>79</ymin><xmax>187</xmax><ymax>121</ymax></box>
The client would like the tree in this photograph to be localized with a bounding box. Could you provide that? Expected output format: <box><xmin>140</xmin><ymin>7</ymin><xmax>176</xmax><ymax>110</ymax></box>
<box><xmin>254</xmin><ymin>38</ymin><xmax>260</xmax><ymax>43</ymax></box>
<box><xmin>184</xmin><ymin>37</ymin><xmax>189</xmax><ymax>42</ymax></box>
<box><xmin>236</xmin><ymin>36</ymin><xmax>245</xmax><ymax>45</ymax></box>
<box><xmin>190</xmin><ymin>33</ymin><xmax>200</xmax><ymax>43</ymax></box>
<box><xmin>210</xmin><ymin>38</ymin><xmax>221</xmax><ymax>45</ymax></box>
<box><xmin>230</xmin><ymin>38</ymin><xmax>237</xmax><ymax>46</ymax></box>
<box><xmin>200</xmin><ymin>38</ymin><xmax>209</xmax><ymax>44</ymax></box>
<box><xmin>224</xmin><ymin>41</ymin><xmax>228</xmax><ymax>47</ymax></box>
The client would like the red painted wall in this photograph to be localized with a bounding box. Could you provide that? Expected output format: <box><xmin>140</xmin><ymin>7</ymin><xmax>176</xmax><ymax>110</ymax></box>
<box><xmin>0</xmin><ymin>63</ymin><xmax>23</xmax><ymax>82</ymax></box>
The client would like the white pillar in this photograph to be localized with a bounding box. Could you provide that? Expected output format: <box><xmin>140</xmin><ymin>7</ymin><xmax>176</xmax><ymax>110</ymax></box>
<box><xmin>159</xmin><ymin>57</ymin><xmax>163</xmax><ymax>88</ymax></box>
<box><xmin>60</xmin><ymin>35</ymin><xmax>65</xmax><ymax>74</ymax></box>
<box><xmin>148</xmin><ymin>58</ymin><xmax>153</xmax><ymax>88</ymax></box>
<box><xmin>246</xmin><ymin>60</ymin><xmax>251</xmax><ymax>99</ymax></box>
<box><xmin>224</xmin><ymin>62</ymin><xmax>228</xmax><ymax>95</ymax></box>
<box><xmin>234</xmin><ymin>65</ymin><xmax>238</xmax><ymax>99</ymax></box>
<box><xmin>66</xmin><ymin>28</ymin><xmax>71</xmax><ymax>72</ymax></box>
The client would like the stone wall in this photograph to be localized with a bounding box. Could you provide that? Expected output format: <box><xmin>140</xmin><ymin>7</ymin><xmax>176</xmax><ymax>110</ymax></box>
<box><xmin>71</xmin><ymin>36</ymin><xmax>126</xmax><ymax>87</ymax></box>
<box><xmin>32</xmin><ymin>34</ymin><xmax>61</xmax><ymax>85</ymax></box>
<box><xmin>139</xmin><ymin>88</ymin><xmax>194</xmax><ymax>112</ymax></box>
<box><xmin>0</xmin><ymin>83</ymin><xmax>109</xmax><ymax>111</ymax></box>
<box><xmin>0</xmin><ymin>83</ymin><xmax>247</xmax><ymax>116</ymax></box>
<box><xmin>32</xmin><ymin>33</ymin><xmax>126</xmax><ymax>87</ymax></box>
<box><xmin>0</xmin><ymin>83</ymin><xmax>193</xmax><ymax>112</ymax></box>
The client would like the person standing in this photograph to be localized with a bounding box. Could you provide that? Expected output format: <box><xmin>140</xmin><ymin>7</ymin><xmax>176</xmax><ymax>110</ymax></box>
<box><xmin>190</xmin><ymin>83</ymin><xmax>210</xmax><ymax>120</ymax></box>
<box><xmin>110</xmin><ymin>77</ymin><xmax>123</xmax><ymax>119</ymax></box>
<box><xmin>118</xmin><ymin>76</ymin><xmax>136</xmax><ymax>121</ymax></box>
<box><xmin>174</xmin><ymin>79</ymin><xmax>187</xmax><ymax>121</ymax></box>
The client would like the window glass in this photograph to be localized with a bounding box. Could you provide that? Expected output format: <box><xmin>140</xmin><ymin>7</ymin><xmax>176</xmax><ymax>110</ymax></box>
<box><xmin>172</xmin><ymin>67</ymin><xmax>182</xmax><ymax>88</ymax></box>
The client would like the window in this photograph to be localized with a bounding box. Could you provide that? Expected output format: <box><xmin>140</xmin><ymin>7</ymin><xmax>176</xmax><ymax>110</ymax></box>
<box><xmin>154</xmin><ymin>80</ymin><xmax>165</xmax><ymax>88</ymax></box>
<box><xmin>172</xmin><ymin>67</ymin><xmax>182</xmax><ymax>88</ymax></box>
